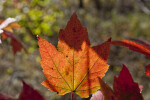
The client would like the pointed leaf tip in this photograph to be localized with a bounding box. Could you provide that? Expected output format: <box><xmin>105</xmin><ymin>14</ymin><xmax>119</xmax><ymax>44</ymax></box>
<box><xmin>122</xmin><ymin>64</ymin><xmax>126</xmax><ymax>69</ymax></box>
<box><xmin>72</xmin><ymin>12</ymin><xmax>77</xmax><ymax>17</ymax></box>
<box><xmin>114</xmin><ymin>65</ymin><xmax>143</xmax><ymax>100</ymax></box>
<box><xmin>118</xmin><ymin>64</ymin><xmax>132</xmax><ymax>81</ymax></box>
<box><xmin>36</xmin><ymin>35</ymin><xmax>40</xmax><ymax>40</ymax></box>
<box><xmin>107</xmin><ymin>37</ymin><xmax>112</xmax><ymax>42</ymax></box>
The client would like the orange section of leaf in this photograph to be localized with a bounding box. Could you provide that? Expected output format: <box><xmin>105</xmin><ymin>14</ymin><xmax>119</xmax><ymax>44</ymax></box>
<box><xmin>111</xmin><ymin>39</ymin><xmax>150</xmax><ymax>58</ymax></box>
<box><xmin>38</xmin><ymin>13</ymin><xmax>111</xmax><ymax>98</ymax></box>
<box><xmin>3</xmin><ymin>22</ymin><xmax>20</xmax><ymax>33</ymax></box>
<box><xmin>0</xmin><ymin>19</ymin><xmax>21</xmax><ymax>39</ymax></box>
<box><xmin>145</xmin><ymin>64</ymin><xmax>150</xmax><ymax>76</ymax></box>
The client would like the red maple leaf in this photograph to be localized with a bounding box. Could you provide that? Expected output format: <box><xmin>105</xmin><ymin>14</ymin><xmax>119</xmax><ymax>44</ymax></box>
<box><xmin>0</xmin><ymin>81</ymin><xmax>45</xmax><ymax>100</ymax></box>
<box><xmin>97</xmin><ymin>64</ymin><xmax>143</xmax><ymax>100</ymax></box>
<box><xmin>113</xmin><ymin>64</ymin><xmax>143</xmax><ymax>100</ymax></box>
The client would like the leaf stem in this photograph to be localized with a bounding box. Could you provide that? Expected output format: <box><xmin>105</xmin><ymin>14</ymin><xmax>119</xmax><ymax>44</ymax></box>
<box><xmin>71</xmin><ymin>92</ymin><xmax>74</xmax><ymax>100</ymax></box>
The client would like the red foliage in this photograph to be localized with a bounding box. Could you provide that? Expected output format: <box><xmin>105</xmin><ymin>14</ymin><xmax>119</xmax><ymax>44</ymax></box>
<box><xmin>113</xmin><ymin>64</ymin><xmax>143</xmax><ymax>100</ymax></box>
<box><xmin>111</xmin><ymin>39</ymin><xmax>150</xmax><ymax>76</ymax></box>
<box><xmin>97</xmin><ymin>65</ymin><xmax>143</xmax><ymax>100</ymax></box>
<box><xmin>0</xmin><ymin>94</ymin><xmax>13</xmax><ymax>100</ymax></box>
<box><xmin>0</xmin><ymin>81</ymin><xmax>45</xmax><ymax>100</ymax></box>
<box><xmin>19</xmin><ymin>81</ymin><xmax>45</xmax><ymax>100</ymax></box>
<box><xmin>0</xmin><ymin>19</ymin><xmax>26</xmax><ymax>54</ymax></box>
<box><xmin>111</xmin><ymin>39</ymin><xmax>150</xmax><ymax>58</ymax></box>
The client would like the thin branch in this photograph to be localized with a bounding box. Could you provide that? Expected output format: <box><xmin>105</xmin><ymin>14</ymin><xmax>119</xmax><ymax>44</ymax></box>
<box><xmin>137</xmin><ymin>0</ymin><xmax>150</xmax><ymax>15</ymax></box>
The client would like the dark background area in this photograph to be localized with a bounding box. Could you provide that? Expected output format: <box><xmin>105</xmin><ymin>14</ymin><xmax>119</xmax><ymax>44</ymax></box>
<box><xmin>0</xmin><ymin>0</ymin><xmax>150</xmax><ymax>100</ymax></box>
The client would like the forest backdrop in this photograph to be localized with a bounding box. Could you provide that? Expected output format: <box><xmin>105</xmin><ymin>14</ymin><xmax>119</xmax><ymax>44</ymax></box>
<box><xmin>0</xmin><ymin>0</ymin><xmax>150</xmax><ymax>100</ymax></box>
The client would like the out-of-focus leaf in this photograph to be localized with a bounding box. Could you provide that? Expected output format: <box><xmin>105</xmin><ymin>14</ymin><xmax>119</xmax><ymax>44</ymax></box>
<box><xmin>90</xmin><ymin>90</ymin><xmax>104</xmax><ymax>100</ymax></box>
<box><xmin>98</xmin><ymin>77</ymin><xmax>117</xmax><ymax>100</ymax></box>
<box><xmin>0</xmin><ymin>93</ymin><xmax>13</xmax><ymax>100</ymax></box>
<box><xmin>111</xmin><ymin>39</ymin><xmax>150</xmax><ymax>76</ymax></box>
<box><xmin>130</xmin><ymin>38</ymin><xmax>150</xmax><ymax>49</ymax></box>
<box><xmin>111</xmin><ymin>39</ymin><xmax>150</xmax><ymax>58</ymax></box>
<box><xmin>0</xmin><ymin>18</ymin><xmax>26</xmax><ymax>54</ymax></box>
<box><xmin>4</xmin><ymin>31</ymin><xmax>27</xmax><ymax>54</ymax></box>
<box><xmin>19</xmin><ymin>81</ymin><xmax>45</xmax><ymax>100</ymax></box>
<box><xmin>0</xmin><ymin>81</ymin><xmax>45</xmax><ymax>100</ymax></box>
<box><xmin>113</xmin><ymin>64</ymin><xmax>143</xmax><ymax>100</ymax></box>
<box><xmin>92</xmin><ymin>65</ymin><xmax>143</xmax><ymax>100</ymax></box>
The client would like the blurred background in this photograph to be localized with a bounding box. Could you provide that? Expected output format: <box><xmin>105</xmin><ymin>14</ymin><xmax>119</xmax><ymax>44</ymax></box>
<box><xmin>0</xmin><ymin>0</ymin><xmax>150</xmax><ymax>100</ymax></box>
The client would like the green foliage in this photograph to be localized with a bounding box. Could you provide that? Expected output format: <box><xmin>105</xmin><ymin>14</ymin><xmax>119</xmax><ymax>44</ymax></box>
<box><xmin>1</xmin><ymin>0</ymin><xmax>64</xmax><ymax>52</ymax></box>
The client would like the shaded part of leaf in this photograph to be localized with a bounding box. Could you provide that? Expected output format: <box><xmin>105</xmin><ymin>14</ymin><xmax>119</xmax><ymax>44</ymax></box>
<box><xmin>58</xmin><ymin>12</ymin><xmax>90</xmax><ymax>51</ymax></box>
<box><xmin>74</xmin><ymin>39</ymin><xmax>110</xmax><ymax>97</ymax></box>
<box><xmin>92</xmin><ymin>37</ymin><xmax>111</xmax><ymax>62</ymax></box>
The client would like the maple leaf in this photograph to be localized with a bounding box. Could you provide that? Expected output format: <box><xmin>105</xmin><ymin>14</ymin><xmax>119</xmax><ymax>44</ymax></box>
<box><xmin>0</xmin><ymin>18</ymin><xmax>26</xmax><ymax>54</ymax></box>
<box><xmin>0</xmin><ymin>81</ymin><xmax>45</xmax><ymax>100</ymax></box>
<box><xmin>97</xmin><ymin>65</ymin><xmax>143</xmax><ymax>100</ymax></box>
<box><xmin>38</xmin><ymin>13</ymin><xmax>111</xmax><ymax>98</ymax></box>
<box><xmin>114</xmin><ymin>64</ymin><xmax>143</xmax><ymax>100</ymax></box>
